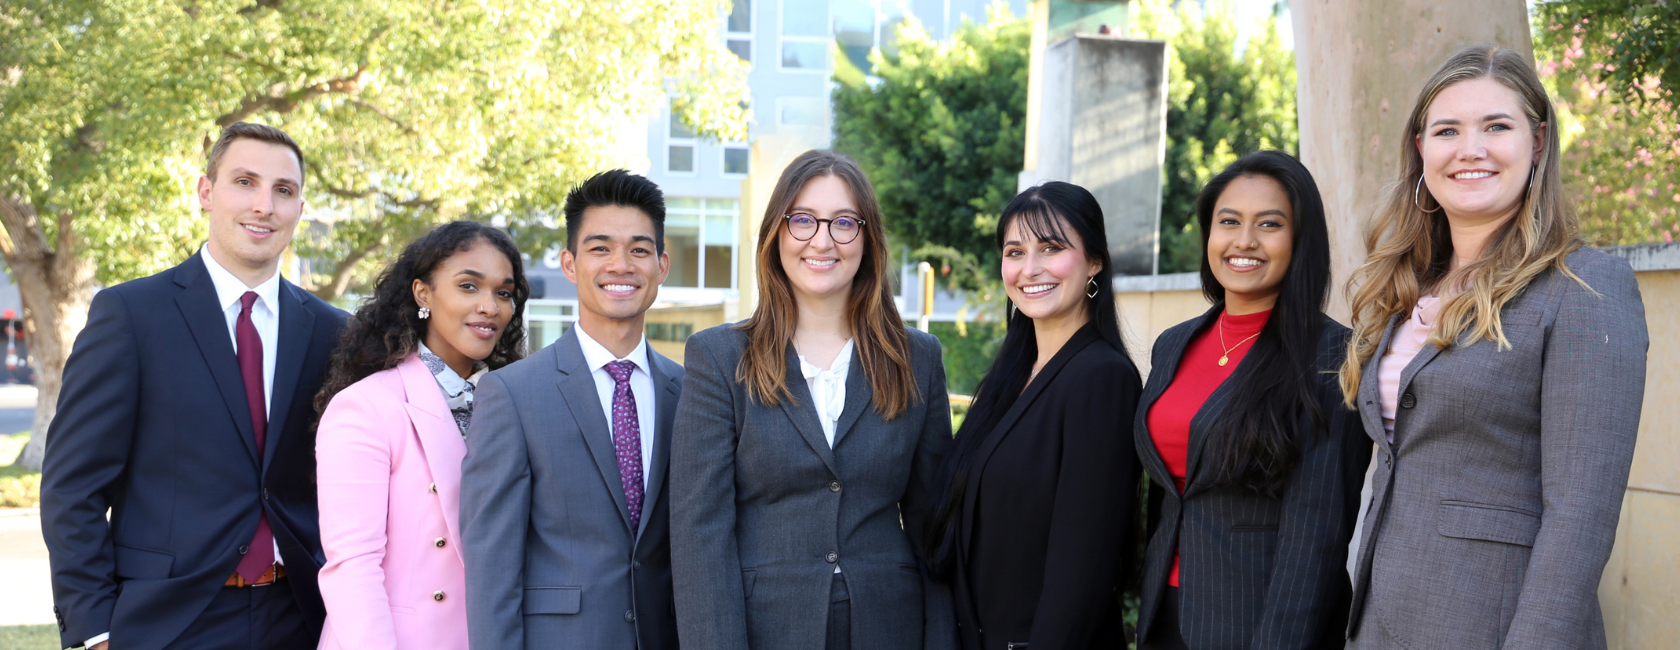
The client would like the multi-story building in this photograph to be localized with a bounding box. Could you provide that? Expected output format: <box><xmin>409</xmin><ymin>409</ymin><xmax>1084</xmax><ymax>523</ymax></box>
<box><xmin>525</xmin><ymin>0</ymin><xmax>1029</xmax><ymax>354</ymax></box>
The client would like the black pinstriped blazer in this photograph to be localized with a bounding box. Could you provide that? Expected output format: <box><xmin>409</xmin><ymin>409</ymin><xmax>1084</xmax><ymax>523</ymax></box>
<box><xmin>1133</xmin><ymin>307</ymin><xmax>1369</xmax><ymax>650</ymax></box>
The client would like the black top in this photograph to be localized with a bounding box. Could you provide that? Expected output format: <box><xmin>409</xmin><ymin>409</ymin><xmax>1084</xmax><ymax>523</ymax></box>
<box><xmin>1132</xmin><ymin>307</ymin><xmax>1370</xmax><ymax>650</ymax></box>
<box><xmin>954</xmin><ymin>323</ymin><xmax>1144</xmax><ymax>650</ymax></box>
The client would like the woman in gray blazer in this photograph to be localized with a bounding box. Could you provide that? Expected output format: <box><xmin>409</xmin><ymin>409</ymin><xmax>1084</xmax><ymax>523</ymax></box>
<box><xmin>1339</xmin><ymin>46</ymin><xmax>1648</xmax><ymax>650</ymax></box>
<box><xmin>671</xmin><ymin>150</ymin><xmax>954</xmax><ymax>650</ymax></box>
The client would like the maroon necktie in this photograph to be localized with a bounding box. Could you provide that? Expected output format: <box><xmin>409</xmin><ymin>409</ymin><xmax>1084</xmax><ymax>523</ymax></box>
<box><xmin>233</xmin><ymin>291</ymin><xmax>274</xmax><ymax>582</ymax></box>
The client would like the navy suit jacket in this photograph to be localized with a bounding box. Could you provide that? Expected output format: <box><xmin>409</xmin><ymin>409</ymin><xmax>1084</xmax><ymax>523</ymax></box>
<box><xmin>40</xmin><ymin>252</ymin><xmax>347</xmax><ymax>650</ymax></box>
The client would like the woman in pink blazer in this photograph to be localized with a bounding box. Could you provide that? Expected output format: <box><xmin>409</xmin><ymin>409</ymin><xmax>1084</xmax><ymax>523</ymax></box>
<box><xmin>313</xmin><ymin>222</ymin><xmax>529</xmax><ymax>650</ymax></box>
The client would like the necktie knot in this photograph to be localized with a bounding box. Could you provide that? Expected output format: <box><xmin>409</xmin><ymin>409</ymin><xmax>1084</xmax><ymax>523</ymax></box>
<box><xmin>240</xmin><ymin>291</ymin><xmax>259</xmax><ymax>314</ymax></box>
<box><xmin>605</xmin><ymin>360</ymin><xmax>635</xmax><ymax>384</ymax></box>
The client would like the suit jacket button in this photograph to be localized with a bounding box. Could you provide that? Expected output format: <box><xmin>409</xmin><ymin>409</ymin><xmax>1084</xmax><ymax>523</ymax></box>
<box><xmin>624</xmin><ymin>610</ymin><xmax>637</xmax><ymax>623</ymax></box>
<box><xmin>826</xmin><ymin>552</ymin><xmax>838</xmax><ymax>563</ymax></box>
<box><xmin>239</xmin><ymin>545</ymin><xmax>250</xmax><ymax>555</ymax></box>
<box><xmin>429</xmin><ymin>483</ymin><xmax>437</xmax><ymax>494</ymax></box>
<box><xmin>434</xmin><ymin>537</ymin><xmax>447</xmax><ymax>548</ymax></box>
<box><xmin>433</xmin><ymin>590</ymin><xmax>446</xmax><ymax>601</ymax></box>
<box><xmin>633</xmin><ymin>560</ymin><xmax>642</xmax><ymax>570</ymax></box>
<box><xmin>262</xmin><ymin>487</ymin><xmax>269</xmax><ymax>501</ymax></box>
<box><xmin>1400</xmin><ymin>393</ymin><xmax>1416</xmax><ymax>409</ymax></box>
<box><xmin>829</xmin><ymin>480</ymin><xmax>841</xmax><ymax>492</ymax></box>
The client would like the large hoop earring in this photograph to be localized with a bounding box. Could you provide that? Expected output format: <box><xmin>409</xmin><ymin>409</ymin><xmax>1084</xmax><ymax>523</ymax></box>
<box><xmin>1086</xmin><ymin>277</ymin><xmax>1099</xmax><ymax>299</ymax></box>
<box><xmin>1414</xmin><ymin>176</ymin><xmax>1441</xmax><ymax>214</ymax></box>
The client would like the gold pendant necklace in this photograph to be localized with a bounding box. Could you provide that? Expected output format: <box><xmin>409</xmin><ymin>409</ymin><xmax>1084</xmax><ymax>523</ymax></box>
<box><xmin>1217</xmin><ymin>314</ymin><xmax>1262</xmax><ymax>366</ymax></box>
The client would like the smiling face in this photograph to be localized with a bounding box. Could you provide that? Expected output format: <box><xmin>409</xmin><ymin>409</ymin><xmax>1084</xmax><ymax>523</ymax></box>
<box><xmin>778</xmin><ymin>174</ymin><xmax>867</xmax><ymax>305</ymax></box>
<box><xmin>1416</xmin><ymin>77</ymin><xmax>1545</xmax><ymax>228</ymax></box>
<box><xmin>1207</xmin><ymin>175</ymin><xmax>1294</xmax><ymax>314</ymax></box>
<box><xmin>1000</xmin><ymin>213</ymin><xmax>1101</xmax><ymax>324</ymax></box>
<box><xmin>560</xmin><ymin>204</ymin><xmax>670</xmax><ymax>325</ymax></box>
<box><xmin>198</xmin><ymin>138</ymin><xmax>305</xmax><ymax>283</ymax></box>
<box><xmin>413</xmin><ymin>239</ymin><xmax>518</xmax><ymax>375</ymax></box>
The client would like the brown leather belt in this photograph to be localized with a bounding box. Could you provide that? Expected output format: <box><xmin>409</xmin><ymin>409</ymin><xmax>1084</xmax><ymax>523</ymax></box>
<box><xmin>225</xmin><ymin>564</ymin><xmax>285</xmax><ymax>588</ymax></box>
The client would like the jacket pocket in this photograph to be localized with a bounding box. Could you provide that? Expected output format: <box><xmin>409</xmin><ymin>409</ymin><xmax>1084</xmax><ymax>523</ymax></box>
<box><xmin>523</xmin><ymin>586</ymin><xmax>582</xmax><ymax>615</ymax></box>
<box><xmin>1437</xmin><ymin>500</ymin><xmax>1541</xmax><ymax>547</ymax></box>
<box><xmin>741</xmin><ymin>570</ymin><xmax>756</xmax><ymax>600</ymax></box>
<box><xmin>114</xmin><ymin>544</ymin><xmax>174</xmax><ymax>580</ymax></box>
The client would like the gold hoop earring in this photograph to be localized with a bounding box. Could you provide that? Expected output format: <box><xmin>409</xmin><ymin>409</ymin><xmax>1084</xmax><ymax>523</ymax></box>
<box><xmin>1413</xmin><ymin>176</ymin><xmax>1441</xmax><ymax>214</ymax></box>
<box><xmin>1086</xmin><ymin>277</ymin><xmax>1099</xmax><ymax>299</ymax></box>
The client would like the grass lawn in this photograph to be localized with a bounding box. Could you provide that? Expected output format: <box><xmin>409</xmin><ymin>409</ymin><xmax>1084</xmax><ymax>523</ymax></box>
<box><xmin>0</xmin><ymin>624</ymin><xmax>59</xmax><ymax>650</ymax></box>
<box><xmin>0</xmin><ymin>433</ymin><xmax>39</xmax><ymax>509</ymax></box>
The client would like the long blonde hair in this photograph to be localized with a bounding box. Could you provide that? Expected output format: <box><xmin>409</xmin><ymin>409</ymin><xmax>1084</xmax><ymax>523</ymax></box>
<box><xmin>1339</xmin><ymin>45</ymin><xmax>1584</xmax><ymax>407</ymax></box>
<box><xmin>735</xmin><ymin>150</ymin><xmax>919</xmax><ymax>420</ymax></box>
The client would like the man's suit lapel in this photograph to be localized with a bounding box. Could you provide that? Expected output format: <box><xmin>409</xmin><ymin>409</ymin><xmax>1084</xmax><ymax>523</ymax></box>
<box><xmin>263</xmin><ymin>280</ymin><xmax>316</xmax><ymax>473</ymax></box>
<box><xmin>831</xmin><ymin>344</ymin><xmax>870</xmax><ymax>448</ymax></box>
<box><xmin>637</xmin><ymin>353</ymin><xmax>680</xmax><ymax>541</ymax></box>
<box><xmin>172</xmin><ymin>254</ymin><xmax>259</xmax><ymax>464</ymax></box>
<box><xmin>553</xmin><ymin>330</ymin><xmax>635</xmax><ymax>534</ymax></box>
<box><xmin>779</xmin><ymin>345</ymin><xmax>838</xmax><ymax>476</ymax></box>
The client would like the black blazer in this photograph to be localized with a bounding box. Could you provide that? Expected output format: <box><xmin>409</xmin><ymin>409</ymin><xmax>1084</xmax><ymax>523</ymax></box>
<box><xmin>953</xmin><ymin>323</ymin><xmax>1143</xmax><ymax>650</ymax></box>
<box><xmin>40</xmin><ymin>253</ymin><xmax>347</xmax><ymax>650</ymax></box>
<box><xmin>1132</xmin><ymin>307</ymin><xmax>1369</xmax><ymax>650</ymax></box>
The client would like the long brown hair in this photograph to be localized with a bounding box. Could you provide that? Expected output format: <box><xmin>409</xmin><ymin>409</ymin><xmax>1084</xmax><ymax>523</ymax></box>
<box><xmin>1339</xmin><ymin>45</ymin><xmax>1585</xmax><ymax>406</ymax></box>
<box><xmin>735</xmin><ymin>150</ymin><xmax>919</xmax><ymax>419</ymax></box>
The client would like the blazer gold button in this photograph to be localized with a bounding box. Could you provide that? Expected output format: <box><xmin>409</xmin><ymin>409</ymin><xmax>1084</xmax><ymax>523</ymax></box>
<box><xmin>433</xmin><ymin>590</ymin><xmax>446</xmax><ymax>601</ymax></box>
<box><xmin>826</xmin><ymin>551</ymin><xmax>838</xmax><ymax>563</ymax></box>
<box><xmin>1400</xmin><ymin>393</ymin><xmax>1416</xmax><ymax>409</ymax></box>
<box><xmin>435</xmin><ymin>537</ymin><xmax>447</xmax><ymax>548</ymax></box>
<box><xmin>829</xmin><ymin>480</ymin><xmax>841</xmax><ymax>492</ymax></box>
<box><xmin>429</xmin><ymin>483</ymin><xmax>437</xmax><ymax>494</ymax></box>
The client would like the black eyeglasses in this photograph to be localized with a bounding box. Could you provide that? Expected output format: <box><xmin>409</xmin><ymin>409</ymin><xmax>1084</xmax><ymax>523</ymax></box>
<box><xmin>783</xmin><ymin>213</ymin><xmax>865</xmax><ymax>244</ymax></box>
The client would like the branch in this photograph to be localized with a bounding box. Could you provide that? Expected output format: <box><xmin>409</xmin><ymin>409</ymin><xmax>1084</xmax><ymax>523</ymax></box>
<box><xmin>213</xmin><ymin>25</ymin><xmax>391</xmax><ymax>127</ymax></box>
<box><xmin>312</xmin><ymin>236</ymin><xmax>386</xmax><ymax>301</ymax></box>
<box><xmin>348</xmin><ymin>98</ymin><xmax>417</xmax><ymax>134</ymax></box>
<box><xmin>0</xmin><ymin>194</ymin><xmax>50</xmax><ymax>263</ymax></box>
<box><xmin>323</xmin><ymin>184</ymin><xmax>438</xmax><ymax>210</ymax></box>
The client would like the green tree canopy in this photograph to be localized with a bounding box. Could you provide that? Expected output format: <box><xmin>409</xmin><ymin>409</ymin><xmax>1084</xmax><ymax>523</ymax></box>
<box><xmin>0</xmin><ymin>0</ymin><xmax>748</xmax><ymax>469</ymax></box>
<box><xmin>1535</xmin><ymin>0</ymin><xmax>1680</xmax><ymax>110</ymax></box>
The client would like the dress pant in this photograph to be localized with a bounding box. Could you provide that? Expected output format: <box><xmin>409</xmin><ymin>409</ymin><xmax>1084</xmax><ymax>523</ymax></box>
<box><xmin>162</xmin><ymin>578</ymin><xmax>314</xmax><ymax>650</ymax></box>
<box><xmin>1137</xmin><ymin>587</ymin><xmax>1189</xmax><ymax>650</ymax></box>
<box><xmin>825</xmin><ymin>572</ymin><xmax>852</xmax><ymax>650</ymax></box>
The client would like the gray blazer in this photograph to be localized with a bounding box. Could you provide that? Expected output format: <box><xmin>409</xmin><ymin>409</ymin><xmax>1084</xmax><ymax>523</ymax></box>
<box><xmin>460</xmin><ymin>328</ymin><xmax>684</xmax><ymax>650</ymax></box>
<box><xmin>1347</xmin><ymin>248</ymin><xmax>1648</xmax><ymax>650</ymax></box>
<box><xmin>670</xmin><ymin>324</ymin><xmax>955</xmax><ymax>650</ymax></box>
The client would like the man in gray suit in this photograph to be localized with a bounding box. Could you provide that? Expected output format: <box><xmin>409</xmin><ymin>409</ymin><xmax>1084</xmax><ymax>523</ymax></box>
<box><xmin>461</xmin><ymin>170</ymin><xmax>682</xmax><ymax>650</ymax></box>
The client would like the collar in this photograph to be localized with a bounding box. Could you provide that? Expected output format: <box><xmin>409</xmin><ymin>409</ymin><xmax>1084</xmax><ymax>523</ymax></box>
<box><xmin>574</xmin><ymin>323</ymin><xmax>650</xmax><ymax>376</ymax></box>
<box><xmin>799</xmin><ymin>338</ymin><xmax>855</xmax><ymax>380</ymax></box>
<box><xmin>417</xmin><ymin>341</ymin><xmax>486</xmax><ymax>398</ymax></box>
<box><xmin>200</xmin><ymin>244</ymin><xmax>282</xmax><ymax>315</ymax></box>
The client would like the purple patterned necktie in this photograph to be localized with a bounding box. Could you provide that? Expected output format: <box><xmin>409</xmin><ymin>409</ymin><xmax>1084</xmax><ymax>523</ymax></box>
<box><xmin>605</xmin><ymin>360</ymin><xmax>644</xmax><ymax>533</ymax></box>
<box><xmin>233</xmin><ymin>291</ymin><xmax>274</xmax><ymax>582</ymax></box>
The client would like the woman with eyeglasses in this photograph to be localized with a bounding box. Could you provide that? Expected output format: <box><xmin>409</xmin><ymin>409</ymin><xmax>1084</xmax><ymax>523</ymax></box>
<box><xmin>671</xmin><ymin>150</ymin><xmax>955</xmax><ymax>650</ymax></box>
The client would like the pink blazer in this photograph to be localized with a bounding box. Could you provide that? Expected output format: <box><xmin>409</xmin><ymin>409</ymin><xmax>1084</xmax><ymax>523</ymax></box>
<box><xmin>316</xmin><ymin>354</ymin><xmax>468</xmax><ymax>650</ymax></box>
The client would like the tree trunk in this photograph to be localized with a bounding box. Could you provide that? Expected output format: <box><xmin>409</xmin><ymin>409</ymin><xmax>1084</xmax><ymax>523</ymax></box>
<box><xmin>1289</xmin><ymin>0</ymin><xmax>1533</xmax><ymax>321</ymax></box>
<box><xmin>0</xmin><ymin>197</ymin><xmax>99</xmax><ymax>471</ymax></box>
<box><xmin>310</xmin><ymin>237</ymin><xmax>385</xmax><ymax>302</ymax></box>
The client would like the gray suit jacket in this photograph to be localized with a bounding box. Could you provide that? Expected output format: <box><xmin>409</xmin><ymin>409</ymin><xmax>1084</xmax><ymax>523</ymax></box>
<box><xmin>461</xmin><ymin>328</ymin><xmax>684</xmax><ymax>650</ymax></box>
<box><xmin>670</xmin><ymin>324</ymin><xmax>956</xmax><ymax>650</ymax></box>
<box><xmin>1347</xmin><ymin>248</ymin><xmax>1648</xmax><ymax>650</ymax></box>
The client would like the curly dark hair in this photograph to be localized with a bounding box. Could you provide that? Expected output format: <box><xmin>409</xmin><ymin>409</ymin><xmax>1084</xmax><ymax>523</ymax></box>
<box><xmin>315</xmin><ymin>221</ymin><xmax>530</xmax><ymax>414</ymax></box>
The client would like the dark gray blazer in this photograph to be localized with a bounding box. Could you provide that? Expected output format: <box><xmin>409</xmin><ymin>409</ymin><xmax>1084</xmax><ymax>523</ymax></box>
<box><xmin>670</xmin><ymin>324</ymin><xmax>955</xmax><ymax>650</ymax></box>
<box><xmin>460</xmin><ymin>327</ymin><xmax>684</xmax><ymax>650</ymax></box>
<box><xmin>1134</xmin><ymin>309</ymin><xmax>1368</xmax><ymax>650</ymax></box>
<box><xmin>1346</xmin><ymin>248</ymin><xmax>1648</xmax><ymax>650</ymax></box>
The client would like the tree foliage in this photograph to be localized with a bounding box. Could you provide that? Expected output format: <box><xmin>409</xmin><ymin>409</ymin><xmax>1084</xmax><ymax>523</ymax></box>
<box><xmin>1534</xmin><ymin>0</ymin><xmax>1680</xmax><ymax>110</ymax></box>
<box><xmin>832</xmin><ymin>7</ymin><xmax>1029</xmax><ymax>302</ymax></box>
<box><xmin>1131</xmin><ymin>0</ymin><xmax>1298</xmax><ymax>273</ymax></box>
<box><xmin>1535</xmin><ymin>10</ymin><xmax>1680</xmax><ymax>245</ymax></box>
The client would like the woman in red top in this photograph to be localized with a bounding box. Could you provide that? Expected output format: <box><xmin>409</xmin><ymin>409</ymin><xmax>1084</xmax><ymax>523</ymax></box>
<box><xmin>1134</xmin><ymin>151</ymin><xmax>1370</xmax><ymax>650</ymax></box>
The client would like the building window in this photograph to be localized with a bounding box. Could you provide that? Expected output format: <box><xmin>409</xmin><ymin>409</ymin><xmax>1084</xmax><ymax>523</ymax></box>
<box><xmin>723</xmin><ymin>146</ymin><xmax>750</xmax><ymax>176</ymax></box>
<box><xmin>668</xmin><ymin>104</ymin><xmax>697</xmax><ymax>175</ymax></box>
<box><xmin>663</xmin><ymin>198</ymin><xmax>740</xmax><ymax>289</ymax></box>
<box><xmin>780</xmin><ymin>0</ymin><xmax>829</xmax><ymax>71</ymax></box>
<box><xmin>727</xmin><ymin>0</ymin><xmax>751</xmax><ymax>62</ymax></box>
<box><xmin>778</xmin><ymin>96</ymin><xmax>826</xmax><ymax>128</ymax></box>
<box><xmin>832</xmin><ymin>0</ymin><xmax>875</xmax><ymax>73</ymax></box>
<box><xmin>524</xmin><ymin>302</ymin><xmax>577</xmax><ymax>353</ymax></box>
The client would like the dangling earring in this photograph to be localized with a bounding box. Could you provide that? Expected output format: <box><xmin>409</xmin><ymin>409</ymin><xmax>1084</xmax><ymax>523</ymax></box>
<box><xmin>418</xmin><ymin>306</ymin><xmax>431</xmax><ymax>319</ymax></box>
<box><xmin>1414</xmin><ymin>176</ymin><xmax>1441</xmax><ymax>214</ymax></box>
<box><xmin>1008</xmin><ymin>301</ymin><xmax>1017</xmax><ymax>320</ymax></box>
<box><xmin>1086</xmin><ymin>277</ymin><xmax>1099</xmax><ymax>299</ymax></box>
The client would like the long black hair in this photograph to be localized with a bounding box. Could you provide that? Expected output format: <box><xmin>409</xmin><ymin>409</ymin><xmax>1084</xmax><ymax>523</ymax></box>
<box><xmin>921</xmin><ymin>181</ymin><xmax>1133</xmax><ymax>579</ymax></box>
<box><xmin>1195</xmin><ymin>150</ymin><xmax>1331</xmax><ymax>495</ymax></box>
<box><xmin>315</xmin><ymin>220</ymin><xmax>531</xmax><ymax>415</ymax></box>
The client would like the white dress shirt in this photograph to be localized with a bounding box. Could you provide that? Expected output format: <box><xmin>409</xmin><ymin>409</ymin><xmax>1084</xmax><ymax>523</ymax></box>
<box><xmin>574</xmin><ymin>324</ymin><xmax>656</xmax><ymax>490</ymax></box>
<box><xmin>797</xmin><ymin>338</ymin><xmax>852</xmax><ymax>574</ymax></box>
<box><xmin>89</xmin><ymin>249</ymin><xmax>285</xmax><ymax>648</ymax></box>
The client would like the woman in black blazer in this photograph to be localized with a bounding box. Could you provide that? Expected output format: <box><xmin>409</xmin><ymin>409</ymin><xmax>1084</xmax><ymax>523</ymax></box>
<box><xmin>923</xmin><ymin>181</ymin><xmax>1143</xmax><ymax>650</ymax></box>
<box><xmin>1133</xmin><ymin>151</ymin><xmax>1369</xmax><ymax>650</ymax></box>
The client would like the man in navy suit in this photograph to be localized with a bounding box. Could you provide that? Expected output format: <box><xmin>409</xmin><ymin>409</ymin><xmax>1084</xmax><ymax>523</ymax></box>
<box><xmin>41</xmin><ymin>122</ymin><xmax>348</xmax><ymax>650</ymax></box>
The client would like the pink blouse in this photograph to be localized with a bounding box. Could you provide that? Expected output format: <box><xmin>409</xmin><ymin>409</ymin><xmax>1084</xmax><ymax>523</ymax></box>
<box><xmin>1378</xmin><ymin>295</ymin><xmax>1443</xmax><ymax>443</ymax></box>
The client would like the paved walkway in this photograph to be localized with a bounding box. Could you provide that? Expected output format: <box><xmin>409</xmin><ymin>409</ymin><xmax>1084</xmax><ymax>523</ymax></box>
<box><xmin>0</xmin><ymin>509</ymin><xmax>54</xmax><ymax>626</ymax></box>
